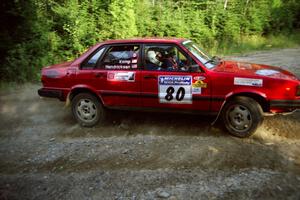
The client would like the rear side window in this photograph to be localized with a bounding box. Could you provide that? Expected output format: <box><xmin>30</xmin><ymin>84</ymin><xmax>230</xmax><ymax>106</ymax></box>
<box><xmin>81</xmin><ymin>47</ymin><xmax>106</xmax><ymax>69</ymax></box>
<box><xmin>100</xmin><ymin>45</ymin><xmax>140</xmax><ymax>70</ymax></box>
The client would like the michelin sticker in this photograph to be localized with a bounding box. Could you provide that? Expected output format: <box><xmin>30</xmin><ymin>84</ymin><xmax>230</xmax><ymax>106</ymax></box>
<box><xmin>158</xmin><ymin>76</ymin><xmax>192</xmax><ymax>104</ymax></box>
<box><xmin>234</xmin><ymin>77</ymin><xmax>263</xmax><ymax>87</ymax></box>
<box><xmin>107</xmin><ymin>71</ymin><xmax>135</xmax><ymax>82</ymax></box>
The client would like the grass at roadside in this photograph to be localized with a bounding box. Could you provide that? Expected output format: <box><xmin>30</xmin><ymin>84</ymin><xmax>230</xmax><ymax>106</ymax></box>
<box><xmin>212</xmin><ymin>32</ymin><xmax>300</xmax><ymax>56</ymax></box>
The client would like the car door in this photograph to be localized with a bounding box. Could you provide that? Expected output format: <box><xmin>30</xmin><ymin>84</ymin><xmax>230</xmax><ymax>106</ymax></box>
<box><xmin>141</xmin><ymin>44</ymin><xmax>211</xmax><ymax>112</ymax></box>
<box><xmin>94</xmin><ymin>44</ymin><xmax>142</xmax><ymax>107</ymax></box>
<box><xmin>76</xmin><ymin>44</ymin><xmax>142</xmax><ymax>107</ymax></box>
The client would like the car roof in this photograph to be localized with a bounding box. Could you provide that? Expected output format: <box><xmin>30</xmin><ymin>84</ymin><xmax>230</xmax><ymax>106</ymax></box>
<box><xmin>100</xmin><ymin>38</ymin><xmax>187</xmax><ymax>45</ymax></box>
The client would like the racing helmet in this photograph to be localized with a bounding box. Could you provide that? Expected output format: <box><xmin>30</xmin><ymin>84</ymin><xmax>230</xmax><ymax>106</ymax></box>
<box><xmin>147</xmin><ymin>50</ymin><xmax>161</xmax><ymax>66</ymax></box>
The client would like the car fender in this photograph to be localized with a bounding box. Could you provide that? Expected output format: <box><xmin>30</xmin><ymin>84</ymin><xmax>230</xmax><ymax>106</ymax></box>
<box><xmin>65</xmin><ymin>84</ymin><xmax>105</xmax><ymax>107</ymax></box>
<box><xmin>211</xmin><ymin>89</ymin><xmax>268</xmax><ymax>125</ymax></box>
<box><xmin>225</xmin><ymin>89</ymin><xmax>267</xmax><ymax>101</ymax></box>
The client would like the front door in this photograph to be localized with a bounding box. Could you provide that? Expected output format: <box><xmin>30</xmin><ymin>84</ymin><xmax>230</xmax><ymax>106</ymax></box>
<box><xmin>141</xmin><ymin>44</ymin><xmax>211</xmax><ymax>112</ymax></box>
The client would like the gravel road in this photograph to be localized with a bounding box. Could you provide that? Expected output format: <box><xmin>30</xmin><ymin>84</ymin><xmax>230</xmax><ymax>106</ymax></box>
<box><xmin>0</xmin><ymin>48</ymin><xmax>300</xmax><ymax>200</ymax></box>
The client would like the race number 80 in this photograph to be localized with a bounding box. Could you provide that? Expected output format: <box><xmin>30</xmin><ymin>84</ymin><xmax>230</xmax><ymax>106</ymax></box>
<box><xmin>165</xmin><ymin>86</ymin><xmax>185</xmax><ymax>101</ymax></box>
<box><xmin>159</xmin><ymin>85</ymin><xmax>192</xmax><ymax>104</ymax></box>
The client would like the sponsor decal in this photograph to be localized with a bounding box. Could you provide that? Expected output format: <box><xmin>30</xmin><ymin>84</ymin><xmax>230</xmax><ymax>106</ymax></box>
<box><xmin>234</xmin><ymin>77</ymin><xmax>263</xmax><ymax>87</ymax></box>
<box><xmin>132</xmin><ymin>59</ymin><xmax>138</xmax><ymax>64</ymax></box>
<box><xmin>107</xmin><ymin>72</ymin><xmax>135</xmax><ymax>82</ymax></box>
<box><xmin>192</xmin><ymin>80</ymin><xmax>207</xmax><ymax>88</ymax></box>
<box><xmin>194</xmin><ymin>76</ymin><xmax>206</xmax><ymax>81</ymax></box>
<box><xmin>192</xmin><ymin>87</ymin><xmax>201</xmax><ymax>94</ymax></box>
<box><xmin>256</xmin><ymin>69</ymin><xmax>279</xmax><ymax>76</ymax></box>
<box><xmin>158</xmin><ymin>75</ymin><xmax>192</xmax><ymax>104</ymax></box>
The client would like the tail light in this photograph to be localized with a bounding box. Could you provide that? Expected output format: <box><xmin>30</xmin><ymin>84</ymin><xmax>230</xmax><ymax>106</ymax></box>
<box><xmin>297</xmin><ymin>85</ymin><xmax>300</xmax><ymax>96</ymax></box>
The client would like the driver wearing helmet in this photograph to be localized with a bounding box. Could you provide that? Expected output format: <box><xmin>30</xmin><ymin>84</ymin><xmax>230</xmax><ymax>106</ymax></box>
<box><xmin>146</xmin><ymin>50</ymin><xmax>162</xmax><ymax>70</ymax></box>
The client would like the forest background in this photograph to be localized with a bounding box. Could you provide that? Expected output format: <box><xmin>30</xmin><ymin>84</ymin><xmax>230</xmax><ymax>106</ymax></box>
<box><xmin>0</xmin><ymin>0</ymin><xmax>300</xmax><ymax>82</ymax></box>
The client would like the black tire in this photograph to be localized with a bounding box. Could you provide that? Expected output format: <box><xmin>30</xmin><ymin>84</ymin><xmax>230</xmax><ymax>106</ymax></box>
<box><xmin>222</xmin><ymin>96</ymin><xmax>264</xmax><ymax>138</ymax></box>
<box><xmin>71</xmin><ymin>93</ymin><xmax>105</xmax><ymax>127</ymax></box>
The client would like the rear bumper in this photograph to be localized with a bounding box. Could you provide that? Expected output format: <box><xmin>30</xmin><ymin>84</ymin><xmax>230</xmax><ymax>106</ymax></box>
<box><xmin>38</xmin><ymin>88</ymin><xmax>64</xmax><ymax>101</ymax></box>
<box><xmin>270</xmin><ymin>99</ymin><xmax>300</xmax><ymax>112</ymax></box>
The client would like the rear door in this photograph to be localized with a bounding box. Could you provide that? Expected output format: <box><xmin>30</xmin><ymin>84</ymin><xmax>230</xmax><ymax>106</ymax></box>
<box><xmin>95</xmin><ymin>44</ymin><xmax>142</xmax><ymax>107</ymax></box>
<box><xmin>141</xmin><ymin>44</ymin><xmax>211</xmax><ymax>111</ymax></box>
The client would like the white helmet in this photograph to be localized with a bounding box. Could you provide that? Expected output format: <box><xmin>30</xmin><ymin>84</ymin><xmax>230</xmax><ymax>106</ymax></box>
<box><xmin>147</xmin><ymin>50</ymin><xmax>161</xmax><ymax>66</ymax></box>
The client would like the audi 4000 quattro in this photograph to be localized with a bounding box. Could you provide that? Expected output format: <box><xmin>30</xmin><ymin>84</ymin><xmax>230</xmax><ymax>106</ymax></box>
<box><xmin>38</xmin><ymin>38</ymin><xmax>300</xmax><ymax>137</ymax></box>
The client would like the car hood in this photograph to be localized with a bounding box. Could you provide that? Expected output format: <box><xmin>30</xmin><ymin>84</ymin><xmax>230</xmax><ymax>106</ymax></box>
<box><xmin>213</xmin><ymin>60</ymin><xmax>299</xmax><ymax>81</ymax></box>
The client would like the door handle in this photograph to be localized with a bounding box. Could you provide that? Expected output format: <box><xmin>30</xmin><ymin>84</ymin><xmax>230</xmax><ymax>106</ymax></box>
<box><xmin>144</xmin><ymin>75</ymin><xmax>157</xmax><ymax>80</ymax></box>
<box><xmin>95</xmin><ymin>72</ymin><xmax>106</xmax><ymax>78</ymax></box>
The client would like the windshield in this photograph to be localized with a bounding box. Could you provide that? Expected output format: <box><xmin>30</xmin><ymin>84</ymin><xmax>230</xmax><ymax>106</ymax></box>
<box><xmin>182</xmin><ymin>40</ymin><xmax>216</xmax><ymax>69</ymax></box>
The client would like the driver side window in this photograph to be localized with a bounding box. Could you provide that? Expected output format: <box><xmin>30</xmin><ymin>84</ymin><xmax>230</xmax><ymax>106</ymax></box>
<box><xmin>144</xmin><ymin>45</ymin><xmax>196</xmax><ymax>71</ymax></box>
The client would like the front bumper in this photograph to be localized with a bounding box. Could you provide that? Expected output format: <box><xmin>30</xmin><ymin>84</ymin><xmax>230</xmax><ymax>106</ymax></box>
<box><xmin>38</xmin><ymin>88</ymin><xmax>64</xmax><ymax>101</ymax></box>
<box><xmin>270</xmin><ymin>99</ymin><xmax>300</xmax><ymax>112</ymax></box>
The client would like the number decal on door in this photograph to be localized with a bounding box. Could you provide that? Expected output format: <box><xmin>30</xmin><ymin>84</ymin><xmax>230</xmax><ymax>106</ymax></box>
<box><xmin>176</xmin><ymin>87</ymin><xmax>185</xmax><ymax>101</ymax></box>
<box><xmin>159</xmin><ymin>76</ymin><xmax>192</xmax><ymax>104</ymax></box>
<box><xmin>164</xmin><ymin>86</ymin><xmax>186</xmax><ymax>101</ymax></box>
<box><xmin>165</xmin><ymin>86</ymin><xmax>175</xmax><ymax>101</ymax></box>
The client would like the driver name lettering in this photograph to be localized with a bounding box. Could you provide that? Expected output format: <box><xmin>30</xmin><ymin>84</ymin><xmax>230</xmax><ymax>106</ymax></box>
<box><xmin>105</xmin><ymin>65</ymin><xmax>131</xmax><ymax>69</ymax></box>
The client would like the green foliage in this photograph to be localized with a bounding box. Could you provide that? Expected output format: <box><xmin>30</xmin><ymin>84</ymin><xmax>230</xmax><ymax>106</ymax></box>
<box><xmin>216</xmin><ymin>32</ymin><xmax>300</xmax><ymax>56</ymax></box>
<box><xmin>135</xmin><ymin>0</ymin><xmax>156</xmax><ymax>37</ymax></box>
<box><xmin>109</xmin><ymin>0</ymin><xmax>138</xmax><ymax>38</ymax></box>
<box><xmin>1</xmin><ymin>0</ymin><xmax>300</xmax><ymax>82</ymax></box>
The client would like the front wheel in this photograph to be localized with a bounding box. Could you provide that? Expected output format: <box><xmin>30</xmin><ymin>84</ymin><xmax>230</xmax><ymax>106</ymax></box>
<box><xmin>222</xmin><ymin>96</ymin><xmax>264</xmax><ymax>138</ymax></box>
<box><xmin>71</xmin><ymin>93</ymin><xmax>105</xmax><ymax>127</ymax></box>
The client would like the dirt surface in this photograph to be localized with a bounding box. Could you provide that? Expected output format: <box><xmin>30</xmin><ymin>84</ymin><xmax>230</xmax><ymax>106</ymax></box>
<box><xmin>1</xmin><ymin>48</ymin><xmax>300</xmax><ymax>200</ymax></box>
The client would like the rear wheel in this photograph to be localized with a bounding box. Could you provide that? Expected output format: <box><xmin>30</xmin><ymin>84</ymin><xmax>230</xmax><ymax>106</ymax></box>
<box><xmin>222</xmin><ymin>96</ymin><xmax>264</xmax><ymax>137</ymax></box>
<box><xmin>71</xmin><ymin>93</ymin><xmax>105</xmax><ymax>127</ymax></box>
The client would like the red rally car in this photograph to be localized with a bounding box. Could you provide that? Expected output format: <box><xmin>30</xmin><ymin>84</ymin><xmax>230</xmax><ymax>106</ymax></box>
<box><xmin>38</xmin><ymin>38</ymin><xmax>300</xmax><ymax>137</ymax></box>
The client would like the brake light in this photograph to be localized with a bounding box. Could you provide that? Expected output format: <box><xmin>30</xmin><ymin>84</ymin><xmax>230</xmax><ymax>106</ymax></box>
<box><xmin>297</xmin><ymin>85</ymin><xmax>300</xmax><ymax>96</ymax></box>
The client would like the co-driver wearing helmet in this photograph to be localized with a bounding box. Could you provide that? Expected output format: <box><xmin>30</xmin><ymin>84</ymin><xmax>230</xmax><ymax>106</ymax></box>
<box><xmin>146</xmin><ymin>50</ymin><xmax>162</xmax><ymax>70</ymax></box>
<box><xmin>146</xmin><ymin>48</ymin><xmax>187</xmax><ymax>71</ymax></box>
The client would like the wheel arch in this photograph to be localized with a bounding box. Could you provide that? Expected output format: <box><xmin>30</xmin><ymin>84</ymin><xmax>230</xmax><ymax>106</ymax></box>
<box><xmin>225</xmin><ymin>91</ymin><xmax>269</xmax><ymax>112</ymax></box>
<box><xmin>211</xmin><ymin>91</ymin><xmax>268</xmax><ymax>126</ymax></box>
<box><xmin>66</xmin><ymin>85</ymin><xmax>104</xmax><ymax>106</ymax></box>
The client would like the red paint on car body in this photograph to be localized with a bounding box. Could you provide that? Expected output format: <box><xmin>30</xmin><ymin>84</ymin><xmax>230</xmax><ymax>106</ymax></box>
<box><xmin>38</xmin><ymin>38</ymin><xmax>300</xmax><ymax>117</ymax></box>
